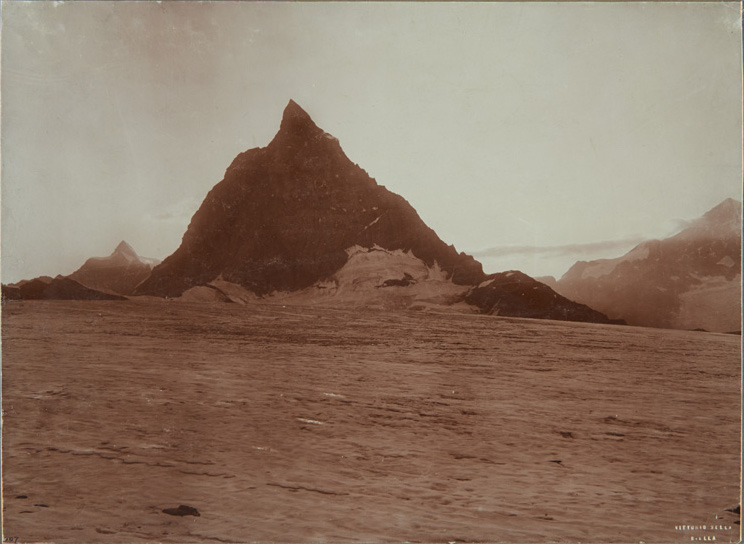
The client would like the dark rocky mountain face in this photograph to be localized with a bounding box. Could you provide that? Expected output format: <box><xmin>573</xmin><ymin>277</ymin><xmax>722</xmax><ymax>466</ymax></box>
<box><xmin>128</xmin><ymin>100</ymin><xmax>614</xmax><ymax>325</ymax></box>
<box><xmin>467</xmin><ymin>271</ymin><xmax>621</xmax><ymax>324</ymax></box>
<box><xmin>68</xmin><ymin>241</ymin><xmax>157</xmax><ymax>296</ymax></box>
<box><xmin>135</xmin><ymin>100</ymin><xmax>484</xmax><ymax>298</ymax></box>
<box><xmin>555</xmin><ymin>199</ymin><xmax>742</xmax><ymax>331</ymax></box>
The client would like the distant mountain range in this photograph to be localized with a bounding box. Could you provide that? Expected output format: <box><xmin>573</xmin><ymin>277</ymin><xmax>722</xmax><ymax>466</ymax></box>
<box><xmin>6</xmin><ymin>100</ymin><xmax>738</xmax><ymax>332</ymax></box>
<box><xmin>2</xmin><ymin>100</ymin><xmax>613</xmax><ymax>325</ymax></box>
<box><xmin>542</xmin><ymin>198</ymin><xmax>741</xmax><ymax>332</ymax></box>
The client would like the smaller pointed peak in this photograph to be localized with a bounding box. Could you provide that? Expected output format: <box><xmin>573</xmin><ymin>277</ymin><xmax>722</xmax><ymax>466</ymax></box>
<box><xmin>113</xmin><ymin>241</ymin><xmax>139</xmax><ymax>259</ymax></box>
<box><xmin>115</xmin><ymin>240</ymin><xmax>135</xmax><ymax>252</ymax></box>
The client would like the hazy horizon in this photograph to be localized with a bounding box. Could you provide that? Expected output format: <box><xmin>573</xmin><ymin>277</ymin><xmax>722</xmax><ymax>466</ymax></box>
<box><xmin>2</xmin><ymin>1</ymin><xmax>742</xmax><ymax>284</ymax></box>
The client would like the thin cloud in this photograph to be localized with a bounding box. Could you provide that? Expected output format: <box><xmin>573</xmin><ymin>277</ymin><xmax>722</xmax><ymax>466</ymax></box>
<box><xmin>153</xmin><ymin>197</ymin><xmax>202</xmax><ymax>223</ymax></box>
<box><xmin>470</xmin><ymin>237</ymin><xmax>647</xmax><ymax>259</ymax></box>
<box><xmin>669</xmin><ymin>218</ymin><xmax>696</xmax><ymax>233</ymax></box>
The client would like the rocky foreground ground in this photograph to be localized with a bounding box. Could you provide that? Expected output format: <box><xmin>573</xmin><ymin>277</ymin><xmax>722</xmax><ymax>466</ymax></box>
<box><xmin>1</xmin><ymin>301</ymin><xmax>741</xmax><ymax>543</ymax></box>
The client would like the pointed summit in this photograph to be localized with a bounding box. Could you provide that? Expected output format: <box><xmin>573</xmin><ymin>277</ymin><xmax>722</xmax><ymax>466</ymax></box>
<box><xmin>274</xmin><ymin>99</ymin><xmax>323</xmax><ymax>144</ymax></box>
<box><xmin>282</xmin><ymin>99</ymin><xmax>313</xmax><ymax>125</ymax></box>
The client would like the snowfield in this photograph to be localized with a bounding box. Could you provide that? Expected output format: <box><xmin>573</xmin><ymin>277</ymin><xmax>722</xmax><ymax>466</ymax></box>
<box><xmin>2</xmin><ymin>300</ymin><xmax>741</xmax><ymax>543</ymax></box>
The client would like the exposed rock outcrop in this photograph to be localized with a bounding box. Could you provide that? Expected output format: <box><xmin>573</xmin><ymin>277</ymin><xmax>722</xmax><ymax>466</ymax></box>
<box><xmin>467</xmin><ymin>271</ymin><xmax>622</xmax><ymax>324</ymax></box>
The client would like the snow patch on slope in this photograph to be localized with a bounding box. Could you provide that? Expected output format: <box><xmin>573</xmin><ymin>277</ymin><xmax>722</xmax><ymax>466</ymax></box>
<box><xmin>176</xmin><ymin>278</ymin><xmax>259</xmax><ymax>305</ymax></box>
<box><xmin>271</xmin><ymin>246</ymin><xmax>471</xmax><ymax>311</ymax></box>
<box><xmin>362</xmin><ymin>216</ymin><xmax>382</xmax><ymax>232</ymax></box>
<box><xmin>337</xmin><ymin>245</ymin><xmax>449</xmax><ymax>287</ymax></box>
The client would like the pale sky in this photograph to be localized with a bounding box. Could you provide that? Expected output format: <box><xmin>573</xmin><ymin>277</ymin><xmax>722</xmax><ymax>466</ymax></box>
<box><xmin>2</xmin><ymin>1</ymin><xmax>742</xmax><ymax>284</ymax></box>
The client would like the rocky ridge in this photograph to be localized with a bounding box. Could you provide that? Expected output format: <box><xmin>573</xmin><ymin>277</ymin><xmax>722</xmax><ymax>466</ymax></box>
<box><xmin>2</xmin><ymin>276</ymin><xmax>126</xmax><ymax>302</ymax></box>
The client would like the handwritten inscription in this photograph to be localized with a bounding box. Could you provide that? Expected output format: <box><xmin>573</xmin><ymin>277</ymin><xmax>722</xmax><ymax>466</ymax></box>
<box><xmin>674</xmin><ymin>524</ymin><xmax>737</xmax><ymax>542</ymax></box>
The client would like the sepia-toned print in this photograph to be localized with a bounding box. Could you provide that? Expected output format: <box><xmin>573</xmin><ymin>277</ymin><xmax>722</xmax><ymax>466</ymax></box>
<box><xmin>1</xmin><ymin>2</ymin><xmax>741</xmax><ymax>543</ymax></box>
